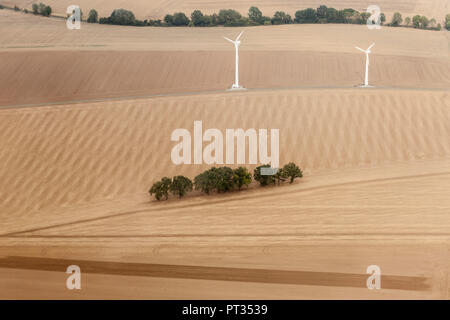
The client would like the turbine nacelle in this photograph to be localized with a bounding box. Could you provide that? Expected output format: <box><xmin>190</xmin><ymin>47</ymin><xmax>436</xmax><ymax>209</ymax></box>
<box><xmin>224</xmin><ymin>31</ymin><xmax>244</xmax><ymax>47</ymax></box>
<box><xmin>355</xmin><ymin>43</ymin><xmax>375</xmax><ymax>54</ymax></box>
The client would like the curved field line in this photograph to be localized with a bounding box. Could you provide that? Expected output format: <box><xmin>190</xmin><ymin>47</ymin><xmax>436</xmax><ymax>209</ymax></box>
<box><xmin>0</xmin><ymin>86</ymin><xmax>448</xmax><ymax>110</ymax></box>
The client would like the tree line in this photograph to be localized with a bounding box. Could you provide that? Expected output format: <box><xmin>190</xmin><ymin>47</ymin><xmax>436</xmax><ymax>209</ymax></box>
<box><xmin>0</xmin><ymin>2</ymin><xmax>51</xmax><ymax>16</ymax></box>
<box><xmin>3</xmin><ymin>4</ymin><xmax>449</xmax><ymax>31</ymax></box>
<box><xmin>388</xmin><ymin>12</ymin><xmax>445</xmax><ymax>30</ymax></box>
<box><xmin>149</xmin><ymin>163</ymin><xmax>303</xmax><ymax>201</ymax></box>
<box><xmin>88</xmin><ymin>6</ymin><xmax>448</xmax><ymax>31</ymax></box>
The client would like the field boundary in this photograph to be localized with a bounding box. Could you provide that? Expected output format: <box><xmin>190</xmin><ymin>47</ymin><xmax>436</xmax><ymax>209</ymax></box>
<box><xmin>0</xmin><ymin>86</ymin><xmax>448</xmax><ymax>110</ymax></box>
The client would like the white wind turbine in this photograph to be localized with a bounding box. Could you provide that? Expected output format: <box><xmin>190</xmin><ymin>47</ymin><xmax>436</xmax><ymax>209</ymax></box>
<box><xmin>355</xmin><ymin>43</ymin><xmax>375</xmax><ymax>88</ymax></box>
<box><xmin>224</xmin><ymin>31</ymin><xmax>246</xmax><ymax>91</ymax></box>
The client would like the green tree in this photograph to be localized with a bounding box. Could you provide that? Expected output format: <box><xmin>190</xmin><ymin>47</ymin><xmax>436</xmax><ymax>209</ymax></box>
<box><xmin>134</xmin><ymin>19</ymin><xmax>146</xmax><ymax>26</ymax></box>
<box><xmin>412</xmin><ymin>15</ymin><xmax>421</xmax><ymax>28</ymax></box>
<box><xmin>248</xmin><ymin>6</ymin><xmax>263</xmax><ymax>24</ymax></box>
<box><xmin>225</xmin><ymin>16</ymin><xmax>251</xmax><ymax>26</ymax></box>
<box><xmin>295</xmin><ymin>8</ymin><xmax>318</xmax><ymax>23</ymax></box>
<box><xmin>109</xmin><ymin>8</ymin><xmax>135</xmax><ymax>25</ymax></box>
<box><xmin>32</xmin><ymin>3</ymin><xmax>38</xmax><ymax>14</ymax></box>
<box><xmin>253</xmin><ymin>165</ymin><xmax>276</xmax><ymax>186</ymax></box>
<box><xmin>218</xmin><ymin>9</ymin><xmax>242</xmax><ymax>25</ymax></box>
<box><xmin>380</xmin><ymin>13</ymin><xmax>386</xmax><ymax>25</ymax></box>
<box><xmin>359</xmin><ymin>12</ymin><xmax>371</xmax><ymax>24</ymax></box>
<box><xmin>316</xmin><ymin>5</ymin><xmax>328</xmax><ymax>19</ymax></box>
<box><xmin>404</xmin><ymin>16</ymin><xmax>411</xmax><ymax>26</ymax></box>
<box><xmin>391</xmin><ymin>12</ymin><xmax>403</xmax><ymax>26</ymax></box>
<box><xmin>87</xmin><ymin>9</ymin><xmax>98</xmax><ymax>23</ymax></box>
<box><xmin>274</xmin><ymin>168</ymin><xmax>287</xmax><ymax>185</ymax></box>
<box><xmin>38</xmin><ymin>3</ymin><xmax>51</xmax><ymax>17</ymax></box>
<box><xmin>191</xmin><ymin>10</ymin><xmax>205</xmax><ymax>26</ymax></box>
<box><xmin>429</xmin><ymin>18</ymin><xmax>437</xmax><ymax>28</ymax></box>
<box><xmin>271</xmin><ymin>11</ymin><xmax>292</xmax><ymax>25</ymax></box>
<box><xmin>420</xmin><ymin>16</ymin><xmax>429</xmax><ymax>29</ymax></box>
<box><xmin>170</xmin><ymin>176</ymin><xmax>193</xmax><ymax>198</ymax></box>
<box><xmin>147</xmin><ymin>19</ymin><xmax>162</xmax><ymax>26</ymax></box>
<box><xmin>282</xmin><ymin>162</ymin><xmax>303</xmax><ymax>184</ymax></box>
<box><xmin>233</xmin><ymin>167</ymin><xmax>252</xmax><ymax>190</ymax></box>
<box><xmin>209</xmin><ymin>13</ymin><xmax>219</xmax><ymax>26</ymax></box>
<box><xmin>446</xmin><ymin>14</ymin><xmax>450</xmax><ymax>30</ymax></box>
<box><xmin>43</xmin><ymin>5</ymin><xmax>52</xmax><ymax>16</ymax></box>
<box><xmin>172</xmin><ymin>12</ymin><xmax>190</xmax><ymax>26</ymax></box>
<box><xmin>164</xmin><ymin>14</ymin><xmax>174</xmax><ymax>25</ymax></box>
<box><xmin>342</xmin><ymin>9</ymin><xmax>360</xmax><ymax>24</ymax></box>
<box><xmin>149</xmin><ymin>177</ymin><xmax>172</xmax><ymax>201</ymax></box>
<box><xmin>412</xmin><ymin>15</ymin><xmax>429</xmax><ymax>29</ymax></box>
<box><xmin>325</xmin><ymin>7</ymin><xmax>341</xmax><ymax>23</ymax></box>
<box><xmin>215</xmin><ymin>167</ymin><xmax>236</xmax><ymax>192</ymax></box>
<box><xmin>194</xmin><ymin>170</ymin><xmax>217</xmax><ymax>194</ymax></box>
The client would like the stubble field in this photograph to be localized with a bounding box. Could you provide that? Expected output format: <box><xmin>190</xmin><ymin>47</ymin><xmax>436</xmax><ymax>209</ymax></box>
<box><xmin>0</xmin><ymin>8</ymin><xmax>449</xmax><ymax>299</ymax></box>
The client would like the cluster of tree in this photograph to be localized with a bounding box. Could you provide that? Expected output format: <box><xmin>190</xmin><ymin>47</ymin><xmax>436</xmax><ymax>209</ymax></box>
<box><xmin>386</xmin><ymin>12</ymin><xmax>442</xmax><ymax>30</ymax></box>
<box><xmin>149</xmin><ymin>162</ymin><xmax>303</xmax><ymax>201</ymax></box>
<box><xmin>87</xmin><ymin>9</ymin><xmax>98</xmax><ymax>23</ymax></box>
<box><xmin>447</xmin><ymin>14</ymin><xmax>450</xmax><ymax>31</ymax></box>
<box><xmin>95</xmin><ymin>8</ymin><xmax>163</xmax><ymax>26</ymax></box>
<box><xmin>412</xmin><ymin>15</ymin><xmax>439</xmax><ymax>30</ymax></box>
<box><xmin>99</xmin><ymin>8</ymin><xmax>139</xmax><ymax>26</ymax></box>
<box><xmin>294</xmin><ymin>7</ymin><xmax>376</xmax><ymax>25</ymax></box>
<box><xmin>193</xmin><ymin>167</ymin><xmax>252</xmax><ymax>194</ymax></box>
<box><xmin>31</xmin><ymin>3</ymin><xmax>52</xmax><ymax>17</ymax></box>
<box><xmin>149</xmin><ymin>176</ymin><xmax>193</xmax><ymax>200</ymax></box>
<box><xmin>89</xmin><ymin>7</ymin><xmax>449</xmax><ymax>31</ymax></box>
<box><xmin>166</xmin><ymin>6</ymin><xmax>379</xmax><ymax>27</ymax></box>
<box><xmin>253</xmin><ymin>163</ymin><xmax>303</xmax><ymax>186</ymax></box>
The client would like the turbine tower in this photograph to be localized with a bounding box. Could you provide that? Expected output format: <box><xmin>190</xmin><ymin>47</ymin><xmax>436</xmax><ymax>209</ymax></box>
<box><xmin>355</xmin><ymin>43</ymin><xmax>375</xmax><ymax>88</ymax></box>
<box><xmin>224</xmin><ymin>31</ymin><xmax>246</xmax><ymax>91</ymax></box>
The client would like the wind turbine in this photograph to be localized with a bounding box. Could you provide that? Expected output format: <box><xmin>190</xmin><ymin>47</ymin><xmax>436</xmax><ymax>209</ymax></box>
<box><xmin>224</xmin><ymin>31</ymin><xmax>246</xmax><ymax>91</ymax></box>
<box><xmin>355</xmin><ymin>43</ymin><xmax>375</xmax><ymax>88</ymax></box>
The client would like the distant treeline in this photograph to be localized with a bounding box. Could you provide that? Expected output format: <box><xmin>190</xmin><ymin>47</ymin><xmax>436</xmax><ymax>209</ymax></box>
<box><xmin>94</xmin><ymin>6</ymin><xmax>449</xmax><ymax>31</ymax></box>
<box><xmin>0</xmin><ymin>2</ymin><xmax>52</xmax><ymax>16</ymax></box>
<box><xmin>2</xmin><ymin>3</ymin><xmax>450</xmax><ymax>31</ymax></box>
<box><xmin>92</xmin><ymin>6</ymin><xmax>448</xmax><ymax>31</ymax></box>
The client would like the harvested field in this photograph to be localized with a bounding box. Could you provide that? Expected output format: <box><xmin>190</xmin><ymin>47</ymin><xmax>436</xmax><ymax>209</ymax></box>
<box><xmin>0</xmin><ymin>89</ymin><xmax>449</xmax><ymax>298</ymax></box>
<box><xmin>0</xmin><ymin>50</ymin><xmax>448</xmax><ymax>107</ymax></box>
<box><xmin>1</xmin><ymin>11</ymin><xmax>449</xmax><ymax>58</ymax></box>
<box><xmin>0</xmin><ymin>6</ymin><xmax>449</xmax><ymax>300</ymax></box>
<box><xmin>0</xmin><ymin>11</ymin><xmax>449</xmax><ymax>107</ymax></box>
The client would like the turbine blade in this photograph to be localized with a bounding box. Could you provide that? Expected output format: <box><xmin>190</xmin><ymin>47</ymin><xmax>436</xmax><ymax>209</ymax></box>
<box><xmin>224</xmin><ymin>37</ymin><xmax>235</xmax><ymax>44</ymax></box>
<box><xmin>367</xmin><ymin>43</ymin><xmax>375</xmax><ymax>50</ymax></box>
<box><xmin>236</xmin><ymin>31</ymin><xmax>244</xmax><ymax>41</ymax></box>
<box><xmin>355</xmin><ymin>47</ymin><xmax>366</xmax><ymax>53</ymax></box>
